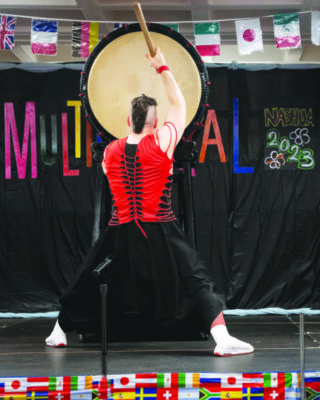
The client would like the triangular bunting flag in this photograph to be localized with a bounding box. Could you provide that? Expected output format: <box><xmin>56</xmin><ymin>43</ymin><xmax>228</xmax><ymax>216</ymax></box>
<box><xmin>72</xmin><ymin>21</ymin><xmax>99</xmax><ymax>58</ymax></box>
<box><xmin>311</xmin><ymin>11</ymin><xmax>320</xmax><ymax>46</ymax></box>
<box><xmin>31</xmin><ymin>19</ymin><xmax>58</xmax><ymax>55</ymax></box>
<box><xmin>194</xmin><ymin>22</ymin><xmax>220</xmax><ymax>56</ymax></box>
<box><xmin>235</xmin><ymin>18</ymin><xmax>263</xmax><ymax>55</ymax></box>
<box><xmin>273</xmin><ymin>12</ymin><xmax>301</xmax><ymax>49</ymax></box>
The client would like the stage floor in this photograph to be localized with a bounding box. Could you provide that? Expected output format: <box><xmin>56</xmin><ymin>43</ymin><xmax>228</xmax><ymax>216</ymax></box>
<box><xmin>0</xmin><ymin>315</ymin><xmax>319</xmax><ymax>377</ymax></box>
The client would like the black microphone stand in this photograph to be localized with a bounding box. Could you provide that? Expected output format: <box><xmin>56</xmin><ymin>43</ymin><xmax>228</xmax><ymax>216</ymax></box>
<box><xmin>91</xmin><ymin>255</ymin><xmax>115</xmax><ymax>378</ymax></box>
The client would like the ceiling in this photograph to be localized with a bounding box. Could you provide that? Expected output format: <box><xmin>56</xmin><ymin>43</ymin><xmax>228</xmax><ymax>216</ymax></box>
<box><xmin>0</xmin><ymin>0</ymin><xmax>320</xmax><ymax>64</ymax></box>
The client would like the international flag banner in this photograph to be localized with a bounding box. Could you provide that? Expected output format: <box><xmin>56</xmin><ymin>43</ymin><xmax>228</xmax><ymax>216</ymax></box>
<box><xmin>311</xmin><ymin>11</ymin><xmax>320</xmax><ymax>46</ymax></box>
<box><xmin>273</xmin><ymin>13</ymin><xmax>301</xmax><ymax>49</ymax></box>
<box><xmin>0</xmin><ymin>15</ymin><xmax>16</xmax><ymax>50</ymax></box>
<box><xmin>235</xmin><ymin>18</ymin><xmax>263</xmax><ymax>55</ymax></box>
<box><xmin>72</xmin><ymin>21</ymin><xmax>99</xmax><ymax>58</ymax></box>
<box><xmin>3</xmin><ymin>373</ymin><xmax>320</xmax><ymax>400</ymax></box>
<box><xmin>194</xmin><ymin>22</ymin><xmax>220</xmax><ymax>56</ymax></box>
<box><xmin>31</xmin><ymin>19</ymin><xmax>58</xmax><ymax>55</ymax></box>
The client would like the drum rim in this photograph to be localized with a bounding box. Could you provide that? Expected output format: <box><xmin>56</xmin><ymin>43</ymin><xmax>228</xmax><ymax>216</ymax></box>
<box><xmin>80</xmin><ymin>22</ymin><xmax>210</xmax><ymax>143</ymax></box>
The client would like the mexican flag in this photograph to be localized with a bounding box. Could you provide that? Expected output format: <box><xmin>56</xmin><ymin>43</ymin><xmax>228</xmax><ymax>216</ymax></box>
<box><xmin>273</xmin><ymin>12</ymin><xmax>301</xmax><ymax>49</ymax></box>
<box><xmin>194</xmin><ymin>22</ymin><xmax>220</xmax><ymax>56</ymax></box>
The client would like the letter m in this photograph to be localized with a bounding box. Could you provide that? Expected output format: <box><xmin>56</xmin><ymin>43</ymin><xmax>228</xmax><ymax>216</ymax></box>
<box><xmin>5</xmin><ymin>102</ymin><xmax>37</xmax><ymax>179</ymax></box>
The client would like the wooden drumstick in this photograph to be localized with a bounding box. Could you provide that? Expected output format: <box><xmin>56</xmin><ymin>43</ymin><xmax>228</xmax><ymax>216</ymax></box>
<box><xmin>133</xmin><ymin>2</ymin><xmax>156</xmax><ymax>57</ymax></box>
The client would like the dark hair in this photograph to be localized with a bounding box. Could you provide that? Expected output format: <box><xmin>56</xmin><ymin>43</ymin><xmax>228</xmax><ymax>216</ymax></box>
<box><xmin>131</xmin><ymin>94</ymin><xmax>157</xmax><ymax>133</ymax></box>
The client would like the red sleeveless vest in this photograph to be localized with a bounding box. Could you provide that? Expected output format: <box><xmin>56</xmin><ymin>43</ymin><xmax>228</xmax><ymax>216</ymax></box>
<box><xmin>102</xmin><ymin>133</ymin><xmax>176</xmax><ymax>235</ymax></box>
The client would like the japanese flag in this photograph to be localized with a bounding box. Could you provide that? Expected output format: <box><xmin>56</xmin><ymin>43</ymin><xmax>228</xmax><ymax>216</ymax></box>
<box><xmin>235</xmin><ymin>18</ymin><xmax>263</xmax><ymax>55</ymax></box>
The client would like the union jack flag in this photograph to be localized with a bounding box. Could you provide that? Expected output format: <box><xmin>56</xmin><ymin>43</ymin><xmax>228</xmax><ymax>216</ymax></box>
<box><xmin>0</xmin><ymin>15</ymin><xmax>16</xmax><ymax>50</ymax></box>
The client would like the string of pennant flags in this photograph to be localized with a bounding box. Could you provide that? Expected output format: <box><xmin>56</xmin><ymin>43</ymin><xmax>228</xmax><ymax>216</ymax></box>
<box><xmin>0</xmin><ymin>10</ymin><xmax>320</xmax><ymax>57</ymax></box>
<box><xmin>0</xmin><ymin>370</ymin><xmax>319</xmax><ymax>400</ymax></box>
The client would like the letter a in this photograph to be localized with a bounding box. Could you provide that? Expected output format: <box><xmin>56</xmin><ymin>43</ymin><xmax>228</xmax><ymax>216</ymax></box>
<box><xmin>199</xmin><ymin>109</ymin><xmax>226</xmax><ymax>163</ymax></box>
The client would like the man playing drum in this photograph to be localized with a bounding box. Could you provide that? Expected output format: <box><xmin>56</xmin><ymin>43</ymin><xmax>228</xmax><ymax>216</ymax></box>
<box><xmin>46</xmin><ymin>47</ymin><xmax>254</xmax><ymax>357</ymax></box>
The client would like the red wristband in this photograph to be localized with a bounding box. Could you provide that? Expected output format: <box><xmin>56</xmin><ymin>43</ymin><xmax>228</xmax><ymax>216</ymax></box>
<box><xmin>157</xmin><ymin>65</ymin><xmax>170</xmax><ymax>74</ymax></box>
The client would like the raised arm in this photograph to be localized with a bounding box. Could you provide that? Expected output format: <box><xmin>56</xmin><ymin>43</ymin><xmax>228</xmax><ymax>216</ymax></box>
<box><xmin>146</xmin><ymin>47</ymin><xmax>186</xmax><ymax>158</ymax></box>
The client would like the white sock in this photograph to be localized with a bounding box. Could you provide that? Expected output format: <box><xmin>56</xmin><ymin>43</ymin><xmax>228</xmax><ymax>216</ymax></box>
<box><xmin>210</xmin><ymin>324</ymin><xmax>230</xmax><ymax>346</ymax></box>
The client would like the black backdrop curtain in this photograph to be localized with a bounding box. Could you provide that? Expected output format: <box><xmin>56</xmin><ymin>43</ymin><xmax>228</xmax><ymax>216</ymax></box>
<box><xmin>0</xmin><ymin>65</ymin><xmax>319</xmax><ymax>313</ymax></box>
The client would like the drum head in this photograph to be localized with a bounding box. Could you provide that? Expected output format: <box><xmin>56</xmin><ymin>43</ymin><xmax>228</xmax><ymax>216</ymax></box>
<box><xmin>81</xmin><ymin>23</ymin><xmax>209</xmax><ymax>142</ymax></box>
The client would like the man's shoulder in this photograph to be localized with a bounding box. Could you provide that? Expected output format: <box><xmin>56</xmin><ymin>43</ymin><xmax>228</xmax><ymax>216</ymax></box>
<box><xmin>105</xmin><ymin>137</ymin><xmax>126</xmax><ymax>152</ymax></box>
